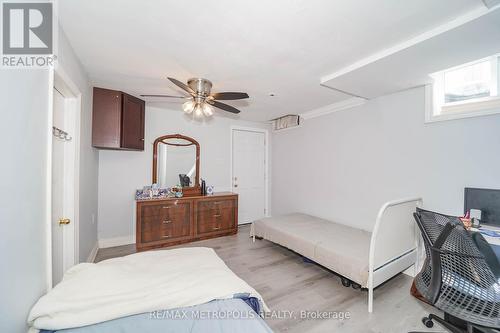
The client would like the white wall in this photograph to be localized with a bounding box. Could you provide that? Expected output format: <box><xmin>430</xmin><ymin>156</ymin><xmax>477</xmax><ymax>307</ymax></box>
<box><xmin>98</xmin><ymin>107</ymin><xmax>270</xmax><ymax>244</ymax></box>
<box><xmin>57</xmin><ymin>30</ymin><xmax>99</xmax><ymax>262</ymax></box>
<box><xmin>0</xmin><ymin>29</ymin><xmax>97</xmax><ymax>332</ymax></box>
<box><xmin>0</xmin><ymin>70</ymin><xmax>51</xmax><ymax>333</ymax></box>
<box><xmin>272</xmin><ymin>87</ymin><xmax>500</xmax><ymax>231</ymax></box>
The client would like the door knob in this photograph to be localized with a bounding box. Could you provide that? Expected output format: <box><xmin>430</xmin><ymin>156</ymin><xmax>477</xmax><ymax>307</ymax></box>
<box><xmin>59</xmin><ymin>218</ymin><xmax>70</xmax><ymax>225</ymax></box>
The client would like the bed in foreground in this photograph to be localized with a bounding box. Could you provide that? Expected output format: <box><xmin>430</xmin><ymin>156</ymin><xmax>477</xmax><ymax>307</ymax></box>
<box><xmin>29</xmin><ymin>247</ymin><xmax>271</xmax><ymax>333</ymax></box>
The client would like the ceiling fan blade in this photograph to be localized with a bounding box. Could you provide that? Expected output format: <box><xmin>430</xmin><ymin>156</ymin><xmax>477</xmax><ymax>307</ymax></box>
<box><xmin>140</xmin><ymin>94</ymin><xmax>188</xmax><ymax>99</ymax></box>
<box><xmin>211</xmin><ymin>92</ymin><xmax>249</xmax><ymax>100</ymax></box>
<box><xmin>167</xmin><ymin>77</ymin><xmax>195</xmax><ymax>95</ymax></box>
<box><xmin>209</xmin><ymin>100</ymin><xmax>241</xmax><ymax>114</ymax></box>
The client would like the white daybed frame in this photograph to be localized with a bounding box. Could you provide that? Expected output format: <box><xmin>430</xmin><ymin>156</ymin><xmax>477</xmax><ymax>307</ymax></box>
<box><xmin>251</xmin><ymin>197</ymin><xmax>423</xmax><ymax>313</ymax></box>
<box><xmin>367</xmin><ymin>197</ymin><xmax>422</xmax><ymax>313</ymax></box>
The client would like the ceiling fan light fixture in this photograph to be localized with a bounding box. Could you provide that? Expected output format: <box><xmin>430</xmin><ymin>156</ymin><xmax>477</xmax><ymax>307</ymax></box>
<box><xmin>193</xmin><ymin>103</ymin><xmax>204</xmax><ymax>118</ymax></box>
<box><xmin>143</xmin><ymin>77</ymin><xmax>248</xmax><ymax>116</ymax></box>
<box><xmin>182</xmin><ymin>100</ymin><xmax>195</xmax><ymax>114</ymax></box>
<box><xmin>202</xmin><ymin>103</ymin><xmax>214</xmax><ymax>117</ymax></box>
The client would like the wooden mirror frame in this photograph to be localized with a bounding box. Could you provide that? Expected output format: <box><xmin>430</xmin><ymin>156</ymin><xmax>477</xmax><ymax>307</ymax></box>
<box><xmin>152</xmin><ymin>134</ymin><xmax>201</xmax><ymax>196</ymax></box>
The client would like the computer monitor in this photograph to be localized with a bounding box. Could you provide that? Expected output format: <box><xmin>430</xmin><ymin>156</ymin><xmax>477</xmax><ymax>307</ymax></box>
<box><xmin>464</xmin><ymin>187</ymin><xmax>500</xmax><ymax>227</ymax></box>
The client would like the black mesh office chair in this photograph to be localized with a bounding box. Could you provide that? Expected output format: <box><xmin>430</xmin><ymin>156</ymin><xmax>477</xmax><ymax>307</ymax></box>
<box><xmin>412</xmin><ymin>208</ymin><xmax>500</xmax><ymax>333</ymax></box>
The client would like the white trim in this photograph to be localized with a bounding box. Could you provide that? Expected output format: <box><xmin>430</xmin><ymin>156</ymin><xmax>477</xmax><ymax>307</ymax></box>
<box><xmin>54</xmin><ymin>64</ymin><xmax>82</xmax><ymax>265</ymax></box>
<box><xmin>425</xmin><ymin>85</ymin><xmax>500</xmax><ymax>123</ymax></box>
<box><xmin>367</xmin><ymin>197</ymin><xmax>423</xmax><ymax>313</ymax></box>
<box><xmin>46</xmin><ymin>68</ymin><xmax>55</xmax><ymax>291</ymax></box>
<box><xmin>230</xmin><ymin>126</ymin><xmax>270</xmax><ymax>221</ymax></box>
<box><xmin>300</xmin><ymin>97</ymin><xmax>366</xmax><ymax>120</ymax></box>
<box><xmin>47</xmin><ymin>64</ymin><xmax>82</xmax><ymax>289</ymax></box>
<box><xmin>98</xmin><ymin>236</ymin><xmax>135</xmax><ymax>249</ymax></box>
<box><xmin>442</xmin><ymin>96</ymin><xmax>500</xmax><ymax>113</ymax></box>
<box><xmin>320</xmin><ymin>5</ymin><xmax>500</xmax><ymax>85</ymax></box>
<box><xmin>86</xmin><ymin>242</ymin><xmax>99</xmax><ymax>263</ymax></box>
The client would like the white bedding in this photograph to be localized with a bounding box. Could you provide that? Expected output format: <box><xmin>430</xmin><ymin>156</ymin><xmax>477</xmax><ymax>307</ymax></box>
<box><xmin>28</xmin><ymin>247</ymin><xmax>268</xmax><ymax>331</ymax></box>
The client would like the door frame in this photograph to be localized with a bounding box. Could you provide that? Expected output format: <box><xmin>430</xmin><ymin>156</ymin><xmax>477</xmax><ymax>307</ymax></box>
<box><xmin>229</xmin><ymin>126</ymin><xmax>270</xmax><ymax>222</ymax></box>
<box><xmin>46</xmin><ymin>65</ymin><xmax>82</xmax><ymax>289</ymax></box>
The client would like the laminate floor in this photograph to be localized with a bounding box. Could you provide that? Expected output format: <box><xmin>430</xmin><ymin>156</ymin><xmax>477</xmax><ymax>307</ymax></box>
<box><xmin>95</xmin><ymin>225</ymin><xmax>441</xmax><ymax>333</ymax></box>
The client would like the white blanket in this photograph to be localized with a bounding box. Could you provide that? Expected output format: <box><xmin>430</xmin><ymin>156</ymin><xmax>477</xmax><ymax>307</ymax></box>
<box><xmin>28</xmin><ymin>247</ymin><xmax>268</xmax><ymax>331</ymax></box>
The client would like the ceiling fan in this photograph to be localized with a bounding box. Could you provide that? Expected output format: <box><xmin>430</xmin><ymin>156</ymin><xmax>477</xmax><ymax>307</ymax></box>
<box><xmin>141</xmin><ymin>77</ymin><xmax>249</xmax><ymax>117</ymax></box>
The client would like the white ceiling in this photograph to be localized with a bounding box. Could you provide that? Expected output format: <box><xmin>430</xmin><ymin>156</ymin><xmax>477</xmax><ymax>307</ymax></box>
<box><xmin>59</xmin><ymin>0</ymin><xmax>485</xmax><ymax>121</ymax></box>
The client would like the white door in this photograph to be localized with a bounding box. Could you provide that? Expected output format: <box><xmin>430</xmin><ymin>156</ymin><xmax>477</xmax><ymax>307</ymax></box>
<box><xmin>232</xmin><ymin>129</ymin><xmax>267</xmax><ymax>225</ymax></box>
<box><xmin>51</xmin><ymin>87</ymin><xmax>76</xmax><ymax>286</ymax></box>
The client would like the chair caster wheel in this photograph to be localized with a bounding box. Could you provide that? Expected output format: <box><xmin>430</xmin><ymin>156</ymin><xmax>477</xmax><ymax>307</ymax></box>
<box><xmin>351</xmin><ymin>283</ymin><xmax>361</xmax><ymax>290</ymax></box>
<box><xmin>422</xmin><ymin>316</ymin><xmax>433</xmax><ymax>328</ymax></box>
<box><xmin>341</xmin><ymin>278</ymin><xmax>351</xmax><ymax>287</ymax></box>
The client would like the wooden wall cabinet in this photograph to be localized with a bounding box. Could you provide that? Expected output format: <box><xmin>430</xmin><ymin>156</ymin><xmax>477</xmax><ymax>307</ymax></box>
<box><xmin>136</xmin><ymin>192</ymin><xmax>238</xmax><ymax>251</ymax></box>
<box><xmin>92</xmin><ymin>87</ymin><xmax>145</xmax><ymax>150</ymax></box>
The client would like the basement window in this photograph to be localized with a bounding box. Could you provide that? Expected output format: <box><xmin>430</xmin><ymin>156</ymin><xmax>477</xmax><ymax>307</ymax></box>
<box><xmin>427</xmin><ymin>54</ymin><xmax>500</xmax><ymax>122</ymax></box>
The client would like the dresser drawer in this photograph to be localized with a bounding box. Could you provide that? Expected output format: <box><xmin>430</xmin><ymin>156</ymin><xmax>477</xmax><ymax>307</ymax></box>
<box><xmin>140</xmin><ymin>202</ymin><xmax>182</xmax><ymax>218</ymax></box>
<box><xmin>197</xmin><ymin>199</ymin><xmax>236</xmax><ymax>234</ymax></box>
<box><xmin>139</xmin><ymin>201</ymin><xmax>191</xmax><ymax>243</ymax></box>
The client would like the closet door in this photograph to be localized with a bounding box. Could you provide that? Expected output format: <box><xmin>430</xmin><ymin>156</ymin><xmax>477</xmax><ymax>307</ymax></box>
<box><xmin>231</xmin><ymin>129</ymin><xmax>267</xmax><ymax>224</ymax></box>
<box><xmin>121</xmin><ymin>93</ymin><xmax>145</xmax><ymax>150</ymax></box>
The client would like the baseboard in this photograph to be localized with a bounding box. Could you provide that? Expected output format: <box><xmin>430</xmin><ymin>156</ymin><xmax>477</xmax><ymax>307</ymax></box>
<box><xmin>86</xmin><ymin>242</ymin><xmax>99</xmax><ymax>263</ymax></box>
<box><xmin>403</xmin><ymin>266</ymin><xmax>416</xmax><ymax>277</ymax></box>
<box><xmin>98</xmin><ymin>236</ymin><xmax>135</xmax><ymax>249</ymax></box>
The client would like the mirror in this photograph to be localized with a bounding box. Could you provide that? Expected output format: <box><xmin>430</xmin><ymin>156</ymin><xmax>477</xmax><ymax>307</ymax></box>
<box><xmin>152</xmin><ymin>134</ymin><xmax>200</xmax><ymax>191</ymax></box>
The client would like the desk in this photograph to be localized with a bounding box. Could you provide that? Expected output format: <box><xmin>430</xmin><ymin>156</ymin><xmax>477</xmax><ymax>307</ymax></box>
<box><xmin>473</xmin><ymin>224</ymin><xmax>500</xmax><ymax>244</ymax></box>
<box><xmin>471</xmin><ymin>225</ymin><xmax>500</xmax><ymax>268</ymax></box>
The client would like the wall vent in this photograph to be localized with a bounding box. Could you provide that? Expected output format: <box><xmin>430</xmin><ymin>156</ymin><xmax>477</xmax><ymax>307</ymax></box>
<box><xmin>272</xmin><ymin>115</ymin><xmax>300</xmax><ymax>131</ymax></box>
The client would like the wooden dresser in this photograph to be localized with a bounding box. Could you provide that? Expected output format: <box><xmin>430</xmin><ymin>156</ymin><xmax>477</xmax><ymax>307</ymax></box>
<box><xmin>136</xmin><ymin>192</ymin><xmax>238</xmax><ymax>250</ymax></box>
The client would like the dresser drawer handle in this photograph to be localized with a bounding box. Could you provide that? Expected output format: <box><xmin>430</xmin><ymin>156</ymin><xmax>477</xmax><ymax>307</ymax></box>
<box><xmin>162</xmin><ymin>220</ymin><xmax>172</xmax><ymax>224</ymax></box>
<box><xmin>213</xmin><ymin>226</ymin><xmax>221</xmax><ymax>230</ymax></box>
<box><xmin>162</xmin><ymin>206</ymin><xmax>170</xmax><ymax>209</ymax></box>
<box><xmin>213</xmin><ymin>202</ymin><xmax>221</xmax><ymax>205</ymax></box>
<box><xmin>213</xmin><ymin>214</ymin><xmax>221</xmax><ymax>218</ymax></box>
<box><xmin>162</xmin><ymin>235</ymin><xmax>171</xmax><ymax>238</ymax></box>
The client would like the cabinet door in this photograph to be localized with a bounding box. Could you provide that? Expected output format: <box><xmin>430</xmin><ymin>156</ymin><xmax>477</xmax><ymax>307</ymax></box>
<box><xmin>92</xmin><ymin>87</ymin><xmax>122</xmax><ymax>148</ymax></box>
<box><xmin>121</xmin><ymin>93</ymin><xmax>145</xmax><ymax>150</ymax></box>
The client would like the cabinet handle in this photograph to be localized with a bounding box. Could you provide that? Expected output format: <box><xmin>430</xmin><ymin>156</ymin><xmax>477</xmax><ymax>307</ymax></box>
<box><xmin>213</xmin><ymin>226</ymin><xmax>221</xmax><ymax>230</ymax></box>
<box><xmin>140</xmin><ymin>138</ymin><xmax>144</xmax><ymax>141</ymax></box>
<box><xmin>163</xmin><ymin>220</ymin><xmax>172</xmax><ymax>224</ymax></box>
<box><xmin>214</xmin><ymin>202</ymin><xmax>221</xmax><ymax>205</ymax></box>
<box><xmin>162</xmin><ymin>206</ymin><xmax>170</xmax><ymax>209</ymax></box>
<box><xmin>214</xmin><ymin>214</ymin><xmax>221</xmax><ymax>218</ymax></box>
<box><xmin>162</xmin><ymin>235</ymin><xmax>171</xmax><ymax>238</ymax></box>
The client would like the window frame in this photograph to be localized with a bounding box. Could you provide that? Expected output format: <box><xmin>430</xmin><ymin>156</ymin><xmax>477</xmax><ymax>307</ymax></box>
<box><xmin>426</xmin><ymin>54</ymin><xmax>500</xmax><ymax>123</ymax></box>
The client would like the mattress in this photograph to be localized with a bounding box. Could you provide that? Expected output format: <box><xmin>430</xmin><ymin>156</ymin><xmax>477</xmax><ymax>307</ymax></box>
<box><xmin>40</xmin><ymin>297</ymin><xmax>273</xmax><ymax>333</ymax></box>
<box><xmin>30</xmin><ymin>247</ymin><xmax>269</xmax><ymax>331</ymax></box>
<box><xmin>253</xmin><ymin>213</ymin><xmax>372</xmax><ymax>286</ymax></box>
